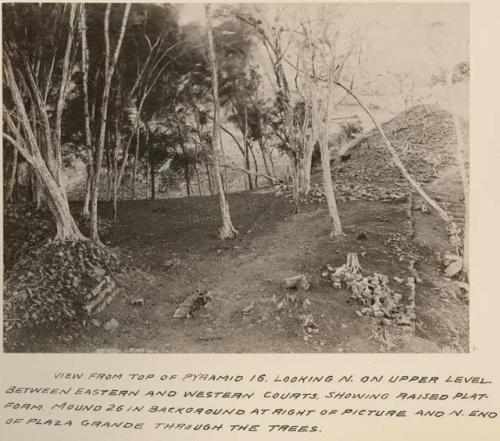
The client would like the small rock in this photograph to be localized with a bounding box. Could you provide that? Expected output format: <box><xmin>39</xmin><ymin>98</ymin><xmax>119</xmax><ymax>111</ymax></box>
<box><xmin>284</xmin><ymin>275</ymin><xmax>311</xmax><ymax>290</ymax></box>
<box><xmin>103</xmin><ymin>318</ymin><xmax>120</xmax><ymax>331</ymax></box>
<box><xmin>444</xmin><ymin>258</ymin><xmax>463</xmax><ymax>278</ymax></box>
<box><xmin>131</xmin><ymin>298</ymin><xmax>145</xmax><ymax>307</ymax></box>
<box><xmin>90</xmin><ymin>318</ymin><xmax>101</xmax><ymax>327</ymax></box>
<box><xmin>241</xmin><ymin>302</ymin><xmax>255</xmax><ymax>315</ymax></box>
<box><xmin>356</xmin><ymin>231</ymin><xmax>367</xmax><ymax>240</ymax></box>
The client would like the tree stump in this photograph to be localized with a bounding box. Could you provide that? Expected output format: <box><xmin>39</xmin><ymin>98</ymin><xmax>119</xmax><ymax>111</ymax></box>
<box><xmin>346</xmin><ymin>252</ymin><xmax>362</xmax><ymax>274</ymax></box>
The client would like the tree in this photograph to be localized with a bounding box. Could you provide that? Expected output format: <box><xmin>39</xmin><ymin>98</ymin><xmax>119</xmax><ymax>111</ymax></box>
<box><xmin>3</xmin><ymin>3</ymin><xmax>85</xmax><ymax>240</ymax></box>
<box><xmin>88</xmin><ymin>3</ymin><xmax>131</xmax><ymax>242</ymax></box>
<box><xmin>205</xmin><ymin>4</ymin><xmax>238</xmax><ymax>239</ymax></box>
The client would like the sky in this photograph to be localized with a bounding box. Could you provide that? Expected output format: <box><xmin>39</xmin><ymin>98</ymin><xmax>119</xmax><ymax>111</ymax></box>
<box><xmin>177</xmin><ymin>2</ymin><xmax>469</xmax><ymax>87</ymax></box>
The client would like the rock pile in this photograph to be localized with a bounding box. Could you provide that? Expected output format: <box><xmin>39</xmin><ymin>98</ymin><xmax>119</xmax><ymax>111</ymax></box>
<box><xmin>323</xmin><ymin>253</ymin><xmax>416</xmax><ymax>328</ymax></box>
<box><xmin>3</xmin><ymin>240</ymin><xmax>124</xmax><ymax>341</ymax></box>
<box><xmin>173</xmin><ymin>288</ymin><xmax>213</xmax><ymax>319</ymax></box>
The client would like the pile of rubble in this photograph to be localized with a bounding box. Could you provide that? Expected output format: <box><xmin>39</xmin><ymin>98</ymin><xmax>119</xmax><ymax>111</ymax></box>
<box><xmin>332</xmin><ymin>104</ymin><xmax>463</xmax><ymax>188</ymax></box>
<box><xmin>275</xmin><ymin>104</ymin><xmax>466</xmax><ymax>208</ymax></box>
<box><xmin>275</xmin><ymin>181</ymin><xmax>408</xmax><ymax>206</ymax></box>
<box><xmin>3</xmin><ymin>240</ymin><xmax>125</xmax><ymax>349</ymax></box>
<box><xmin>323</xmin><ymin>253</ymin><xmax>416</xmax><ymax>328</ymax></box>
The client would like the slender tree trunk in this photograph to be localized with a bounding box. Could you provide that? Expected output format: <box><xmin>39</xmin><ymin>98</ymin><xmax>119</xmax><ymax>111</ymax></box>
<box><xmin>194</xmin><ymin>162</ymin><xmax>202</xmax><ymax>196</ymax></box>
<box><xmin>105</xmin><ymin>145</ymin><xmax>112</xmax><ymax>201</ymax></box>
<box><xmin>82</xmin><ymin>165</ymin><xmax>92</xmax><ymax>216</ymax></box>
<box><xmin>268</xmin><ymin>148</ymin><xmax>277</xmax><ymax>178</ymax></box>
<box><xmin>33</xmin><ymin>171</ymin><xmax>42</xmax><ymax>210</ymax></box>
<box><xmin>289</xmin><ymin>155</ymin><xmax>300</xmax><ymax>214</ymax></box>
<box><xmin>184</xmin><ymin>164</ymin><xmax>191</xmax><ymax>196</ymax></box>
<box><xmin>80</xmin><ymin>4</ymin><xmax>93</xmax><ymax>217</ymax></box>
<box><xmin>335</xmin><ymin>82</ymin><xmax>452</xmax><ymax>224</ymax></box>
<box><xmin>249</xmin><ymin>142</ymin><xmax>259</xmax><ymax>188</ymax></box>
<box><xmin>90</xmin><ymin>3</ymin><xmax>130</xmax><ymax>242</ymax></box>
<box><xmin>446</xmin><ymin>70</ymin><xmax>469</xmax><ymax>276</ymax></box>
<box><xmin>132</xmin><ymin>127</ymin><xmax>140</xmax><ymax>199</ymax></box>
<box><xmin>258</xmin><ymin>138</ymin><xmax>274</xmax><ymax>184</ymax></box>
<box><xmin>243</xmin><ymin>107</ymin><xmax>253</xmax><ymax>190</ymax></box>
<box><xmin>112</xmin><ymin>121</ymin><xmax>120</xmax><ymax>220</ymax></box>
<box><xmin>6</xmin><ymin>147</ymin><xmax>18</xmax><ymax>203</ymax></box>
<box><xmin>205</xmin><ymin>4</ymin><xmax>238</xmax><ymax>239</ymax></box>
<box><xmin>301</xmin><ymin>133</ymin><xmax>316</xmax><ymax>195</ymax></box>
<box><xmin>205</xmin><ymin>163</ymin><xmax>214</xmax><ymax>195</ymax></box>
<box><xmin>319</xmin><ymin>133</ymin><xmax>343</xmax><ymax>236</ymax></box>
<box><xmin>150</xmin><ymin>160</ymin><xmax>155</xmax><ymax>200</ymax></box>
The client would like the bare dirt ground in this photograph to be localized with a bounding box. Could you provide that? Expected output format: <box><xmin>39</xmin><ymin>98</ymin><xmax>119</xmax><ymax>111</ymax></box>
<box><xmin>19</xmin><ymin>187</ymin><xmax>467</xmax><ymax>354</ymax></box>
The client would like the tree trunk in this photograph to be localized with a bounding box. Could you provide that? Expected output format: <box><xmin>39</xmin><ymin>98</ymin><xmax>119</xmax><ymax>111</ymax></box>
<box><xmin>243</xmin><ymin>107</ymin><xmax>253</xmax><ymax>190</ymax></box>
<box><xmin>112</xmin><ymin>115</ymin><xmax>120</xmax><ymax>220</ymax></box>
<box><xmin>205</xmin><ymin>163</ymin><xmax>214</xmax><ymax>195</ymax></box>
<box><xmin>194</xmin><ymin>162</ymin><xmax>202</xmax><ymax>196</ymax></box>
<box><xmin>301</xmin><ymin>134</ymin><xmax>316</xmax><ymax>195</ymax></box>
<box><xmin>3</xmin><ymin>53</ymin><xmax>84</xmax><ymax>242</ymax></box>
<box><xmin>446</xmin><ymin>69</ymin><xmax>469</xmax><ymax>276</ymax></box>
<box><xmin>33</xmin><ymin>171</ymin><xmax>42</xmax><ymax>210</ymax></box>
<box><xmin>82</xmin><ymin>165</ymin><xmax>92</xmax><ymax>216</ymax></box>
<box><xmin>6</xmin><ymin>147</ymin><xmax>18</xmax><ymax>203</ymax></box>
<box><xmin>319</xmin><ymin>133</ymin><xmax>343</xmax><ymax>236</ymax></box>
<box><xmin>205</xmin><ymin>4</ymin><xmax>238</xmax><ymax>239</ymax></box>
<box><xmin>80</xmin><ymin>4</ymin><xmax>93</xmax><ymax>218</ymax></box>
<box><xmin>249</xmin><ymin>142</ymin><xmax>259</xmax><ymax>188</ymax></box>
<box><xmin>258</xmin><ymin>138</ymin><xmax>274</xmax><ymax>185</ymax></box>
<box><xmin>89</xmin><ymin>3</ymin><xmax>130</xmax><ymax>243</ymax></box>
<box><xmin>184</xmin><ymin>164</ymin><xmax>191</xmax><ymax>196</ymax></box>
<box><xmin>335</xmin><ymin>81</ymin><xmax>452</xmax><ymax>224</ymax></box>
<box><xmin>132</xmin><ymin>127</ymin><xmax>140</xmax><ymax>199</ymax></box>
<box><xmin>289</xmin><ymin>155</ymin><xmax>300</xmax><ymax>214</ymax></box>
<box><xmin>149</xmin><ymin>148</ymin><xmax>155</xmax><ymax>200</ymax></box>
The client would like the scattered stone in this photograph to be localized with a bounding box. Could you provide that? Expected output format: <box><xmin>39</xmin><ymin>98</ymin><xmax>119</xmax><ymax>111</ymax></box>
<box><xmin>90</xmin><ymin>318</ymin><xmax>101</xmax><ymax>327</ymax></box>
<box><xmin>454</xmin><ymin>281</ymin><xmax>469</xmax><ymax>292</ymax></box>
<box><xmin>303</xmin><ymin>314</ymin><xmax>319</xmax><ymax>334</ymax></box>
<box><xmin>241</xmin><ymin>302</ymin><xmax>255</xmax><ymax>315</ymax></box>
<box><xmin>164</xmin><ymin>257</ymin><xmax>180</xmax><ymax>270</ymax></box>
<box><xmin>173</xmin><ymin>289</ymin><xmax>212</xmax><ymax>319</ymax></box>
<box><xmin>323</xmin><ymin>254</ymin><xmax>417</xmax><ymax>328</ymax></box>
<box><xmin>131</xmin><ymin>298</ymin><xmax>145</xmax><ymax>307</ymax></box>
<box><xmin>444</xmin><ymin>258</ymin><xmax>463</xmax><ymax>278</ymax></box>
<box><xmin>356</xmin><ymin>231</ymin><xmax>367</xmax><ymax>240</ymax></box>
<box><xmin>103</xmin><ymin>318</ymin><xmax>120</xmax><ymax>331</ymax></box>
<box><xmin>284</xmin><ymin>275</ymin><xmax>311</xmax><ymax>291</ymax></box>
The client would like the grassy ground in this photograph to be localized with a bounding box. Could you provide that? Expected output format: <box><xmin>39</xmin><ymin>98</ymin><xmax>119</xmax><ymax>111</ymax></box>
<box><xmin>8</xmin><ymin>187</ymin><xmax>467</xmax><ymax>353</ymax></box>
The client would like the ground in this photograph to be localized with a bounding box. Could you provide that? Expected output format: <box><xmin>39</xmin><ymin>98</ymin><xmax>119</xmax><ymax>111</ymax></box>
<box><xmin>4</xmin><ymin>104</ymin><xmax>469</xmax><ymax>353</ymax></box>
<box><xmin>7</xmin><ymin>186</ymin><xmax>467</xmax><ymax>353</ymax></box>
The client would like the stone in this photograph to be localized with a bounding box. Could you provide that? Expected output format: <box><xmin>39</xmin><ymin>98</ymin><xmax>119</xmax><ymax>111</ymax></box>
<box><xmin>356</xmin><ymin>231</ymin><xmax>367</xmax><ymax>240</ymax></box>
<box><xmin>241</xmin><ymin>302</ymin><xmax>255</xmax><ymax>315</ymax></box>
<box><xmin>444</xmin><ymin>258</ymin><xmax>463</xmax><ymax>278</ymax></box>
<box><xmin>284</xmin><ymin>275</ymin><xmax>311</xmax><ymax>290</ymax></box>
<box><xmin>103</xmin><ymin>318</ymin><xmax>120</xmax><ymax>331</ymax></box>
<box><xmin>131</xmin><ymin>298</ymin><xmax>145</xmax><ymax>306</ymax></box>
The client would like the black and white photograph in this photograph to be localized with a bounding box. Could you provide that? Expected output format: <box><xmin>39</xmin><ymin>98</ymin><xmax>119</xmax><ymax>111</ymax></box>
<box><xmin>2</xmin><ymin>2</ymin><xmax>469</xmax><ymax>353</ymax></box>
